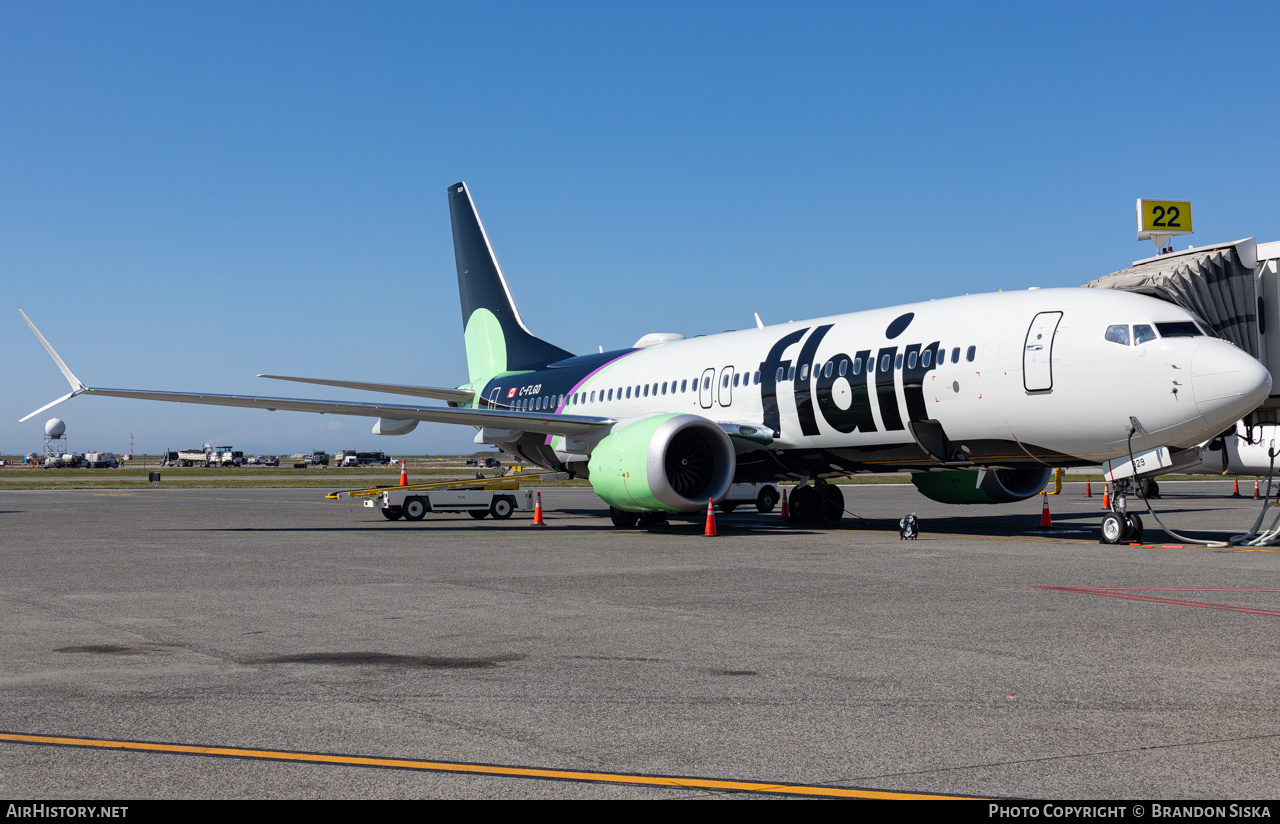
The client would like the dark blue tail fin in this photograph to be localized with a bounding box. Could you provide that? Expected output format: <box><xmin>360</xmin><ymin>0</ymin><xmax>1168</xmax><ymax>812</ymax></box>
<box><xmin>448</xmin><ymin>182</ymin><xmax>573</xmax><ymax>383</ymax></box>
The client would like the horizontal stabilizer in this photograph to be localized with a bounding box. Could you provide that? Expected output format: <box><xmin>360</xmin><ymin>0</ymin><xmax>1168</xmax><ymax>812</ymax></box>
<box><xmin>257</xmin><ymin>374</ymin><xmax>475</xmax><ymax>403</ymax></box>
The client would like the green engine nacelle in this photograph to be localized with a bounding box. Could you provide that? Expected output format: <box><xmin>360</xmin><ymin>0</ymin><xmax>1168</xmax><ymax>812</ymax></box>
<box><xmin>911</xmin><ymin>467</ymin><xmax>1052</xmax><ymax>504</ymax></box>
<box><xmin>587</xmin><ymin>414</ymin><xmax>736</xmax><ymax>512</ymax></box>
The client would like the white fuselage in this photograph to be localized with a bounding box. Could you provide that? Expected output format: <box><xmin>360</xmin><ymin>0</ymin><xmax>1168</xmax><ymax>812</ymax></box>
<box><xmin>503</xmin><ymin>288</ymin><xmax>1269</xmax><ymax>470</ymax></box>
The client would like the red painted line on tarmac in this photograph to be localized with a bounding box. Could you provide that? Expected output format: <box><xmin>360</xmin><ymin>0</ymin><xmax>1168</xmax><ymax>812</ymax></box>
<box><xmin>1032</xmin><ymin>586</ymin><xmax>1280</xmax><ymax>618</ymax></box>
<box><xmin>1088</xmin><ymin>588</ymin><xmax>1280</xmax><ymax>592</ymax></box>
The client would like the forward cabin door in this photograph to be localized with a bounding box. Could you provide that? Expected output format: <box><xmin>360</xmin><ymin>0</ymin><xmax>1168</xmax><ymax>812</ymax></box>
<box><xmin>1023</xmin><ymin>311</ymin><xmax>1063</xmax><ymax>392</ymax></box>
<box><xmin>718</xmin><ymin>366</ymin><xmax>734</xmax><ymax>407</ymax></box>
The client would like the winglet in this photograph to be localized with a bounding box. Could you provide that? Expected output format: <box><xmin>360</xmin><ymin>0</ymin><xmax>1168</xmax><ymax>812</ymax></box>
<box><xmin>18</xmin><ymin>311</ymin><xmax>87</xmax><ymax>422</ymax></box>
<box><xmin>20</xmin><ymin>310</ymin><xmax>85</xmax><ymax>391</ymax></box>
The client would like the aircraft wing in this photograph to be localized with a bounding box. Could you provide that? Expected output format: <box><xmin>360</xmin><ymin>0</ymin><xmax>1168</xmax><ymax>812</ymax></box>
<box><xmin>256</xmin><ymin>374</ymin><xmax>476</xmax><ymax>403</ymax></box>
<box><xmin>19</xmin><ymin>310</ymin><xmax>615</xmax><ymax>438</ymax></box>
<box><xmin>76</xmin><ymin>387</ymin><xmax>616</xmax><ymax>438</ymax></box>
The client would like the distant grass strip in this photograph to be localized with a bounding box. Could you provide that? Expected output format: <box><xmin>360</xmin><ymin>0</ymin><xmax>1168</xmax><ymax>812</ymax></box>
<box><xmin>0</xmin><ymin>470</ymin><xmax>1239</xmax><ymax>492</ymax></box>
<box><xmin>0</xmin><ymin>478</ymin><xmax>597</xmax><ymax>491</ymax></box>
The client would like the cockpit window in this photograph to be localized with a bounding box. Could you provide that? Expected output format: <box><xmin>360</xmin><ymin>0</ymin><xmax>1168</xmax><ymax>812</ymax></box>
<box><xmin>1156</xmin><ymin>322</ymin><xmax>1201</xmax><ymax>338</ymax></box>
<box><xmin>1105</xmin><ymin>324</ymin><xmax>1130</xmax><ymax>346</ymax></box>
<box><xmin>1134</xmin><ymin>324</ymin><xmax>1157</xmax><ymax>345</ymax></box>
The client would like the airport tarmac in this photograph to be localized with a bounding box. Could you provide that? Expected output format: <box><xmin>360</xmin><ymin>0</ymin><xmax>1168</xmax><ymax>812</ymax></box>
<box><xmin>3</xmin><ymin>481</ymin><xmax>1280</xmax><ymax>799</ymax></box>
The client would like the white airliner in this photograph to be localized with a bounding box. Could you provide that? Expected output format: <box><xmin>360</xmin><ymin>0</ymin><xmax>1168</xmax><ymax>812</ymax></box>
<box><xmin>1181</xmin><ymin>421</ymin><xmax>1280</xmax><ymax>477</ymax></box>
<box><xmin>20</xmin><ymin>182</ymin><xmax>1274</xmax><ymax>542</ymax></box>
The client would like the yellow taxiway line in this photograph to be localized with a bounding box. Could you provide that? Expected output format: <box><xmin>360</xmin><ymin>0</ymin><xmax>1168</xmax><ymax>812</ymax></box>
<box><xmin>0</xmin><ymin>732</ymin><xmax>976</xmax><ymax>799</ymax></box>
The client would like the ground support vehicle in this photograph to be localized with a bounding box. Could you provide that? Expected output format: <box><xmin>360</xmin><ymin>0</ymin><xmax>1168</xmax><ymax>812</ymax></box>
<box><xmin>717</xmin><ymin>482</ymin><xmax>781</xmax><ymax>514</ymax></box>
<box><xmin>164</xmin><ymin>448</ymin><xmax>212</xmax><ymax>467</ymax></box>
<box><xmin>210</xmin><ymin>447</ymin><xmax>243</xmax><ymax>467</ymax></box>
<box><xmin>327</xmin><ymin>473</ymin><xmax>567</xmax><ymax>521</ymax></box>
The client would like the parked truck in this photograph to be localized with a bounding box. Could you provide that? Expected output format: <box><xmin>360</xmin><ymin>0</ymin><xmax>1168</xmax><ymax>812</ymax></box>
<box><xmin>209</xmin><ymin>446</ymin><xmax>243</xmax><ymax>467</ymax></box>
<box><xmin>84</xmin><ymin>451</ymin><xmax>119</xmax><ymax>468</ymax></box>
<box><xmin>43</xmin><ymin>452</ymin><xmax>85</xmax><ymax>469</ymax></box>
<box><xmin>163</xmin><ymin>447</ymin><xmax>213</xmax><ymax>467</ymax></box>
<box><xmin>717</xmin><ymin>483</ymin><xmax>781</xmax><ymax>514</ymax></box>
<box><xmin>337</xmin><ymin>449</ymin><xmax>390</xmax><ymax>466</ymax></box>
<box><xmin>328</xmin><ymin>473</ymin><xmax>567</xmax><ymax>521</ymax></box>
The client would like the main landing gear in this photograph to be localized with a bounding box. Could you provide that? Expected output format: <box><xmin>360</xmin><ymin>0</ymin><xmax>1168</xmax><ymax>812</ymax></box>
<box><xmin>788</xmin><ymin>481</ymin><xmax>844</xmax><ymax>525</ymax></box>
<box><xmin>1099</xmin><ymin>479</ymin><xmax>1143</xmax><ymax>544</ymax></box>
<box><xmin>608</xmin><ymin>508</ymin><xmax>670</xmax><ymax>528</ymax></box>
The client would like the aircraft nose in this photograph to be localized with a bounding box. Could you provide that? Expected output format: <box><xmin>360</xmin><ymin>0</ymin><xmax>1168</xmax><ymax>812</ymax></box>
<box><xmin>1191</xmin><ymin>342</ymin><xmax>1272</xmax><ymax>427</ymax></box>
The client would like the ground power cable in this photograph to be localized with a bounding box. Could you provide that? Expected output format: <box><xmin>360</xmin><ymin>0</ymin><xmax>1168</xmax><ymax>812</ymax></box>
<box><xmin>1125</xmin><ymin>426</ymin><xmax>1280</xmax><ymax>547</ymax></box>
<box><xmin>1230</xmin><ymin>449</ymin><xmax>1280</xmax><ymax>546</ymax></box>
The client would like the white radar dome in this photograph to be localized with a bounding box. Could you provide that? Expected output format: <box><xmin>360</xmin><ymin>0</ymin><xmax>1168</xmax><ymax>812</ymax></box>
<box><xmin>45</xmin><ymin>418</ymin><xmax>66</xmax><ymax>437</ymax></box>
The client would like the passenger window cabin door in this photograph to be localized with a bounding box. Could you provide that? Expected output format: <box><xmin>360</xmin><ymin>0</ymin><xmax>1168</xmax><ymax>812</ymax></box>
<box><xmin>718</xmin><ymin>366</ymin><xmax>734</xmax><ymax>407</ymax></box>
<box><xmin>488</xmin><ymin>387</ymin><xmax>501</xmax><ymax>408</ymax></box>
<box><xmin>1023</xmin><ymin>311</ymin><xmax>1063</xmax><ymax>392</ymax></box>
<box><xmin>699</xmin><ymin>368</ymin><xmax>715</xmax><ymax>409</ymax></box>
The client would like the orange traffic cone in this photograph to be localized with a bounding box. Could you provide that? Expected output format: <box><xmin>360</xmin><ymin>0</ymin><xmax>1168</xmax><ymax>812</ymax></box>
<box><xmin>400</xmin><ymin>460</ymin><xmax>408</xmax><ymax>487</ymax></box>
<box><xmin>1101</xmin><ymin>483</ymin><xmax>1110</xmax><ymax>510</ymax></box>
<box><xmin>1040</xmin><ymin>493</ymin><xmax>1052</xmax><ymax>527</ymax></box>
<box><xmin>1232</xmin><ymin>477</ymin><xmax>1241</xmax><ymax>498</ymax></box>
<box><xmin>704</xmin><ymin>498</ymin><xmax>717</xmax><ymax>536</ymax></box>
<box><xmin>1085</xmin><ymin>479</ymin><xmax>1092</xmax><ymax>497</ymax></box>
<box><xmin>532</xmin><ymin>491</ymin><xmax>545</xmax><ymax>525</ymax></box>
<box><xmin>779</xmin><ymin>488</ymin><xmax>790</xmax><ymax>519</ymax></box>
<box><xmin>1255</xmin><ymin>480</ymin><xmax>1261</xmax><ymax>500</ymax></box>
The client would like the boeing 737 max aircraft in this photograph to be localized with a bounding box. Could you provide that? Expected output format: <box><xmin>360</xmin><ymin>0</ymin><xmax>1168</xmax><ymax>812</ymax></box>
<box><xmin>20</xmin><ymin>182</ymin><xmax>1273</xmax><ymax>541</ymax></box>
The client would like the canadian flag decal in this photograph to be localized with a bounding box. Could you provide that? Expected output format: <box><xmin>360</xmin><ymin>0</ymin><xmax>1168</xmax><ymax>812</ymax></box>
<box><xmin>507</xmin><ymin>387</ymin><xmax>517</xmax><ymax>398</ymax></box>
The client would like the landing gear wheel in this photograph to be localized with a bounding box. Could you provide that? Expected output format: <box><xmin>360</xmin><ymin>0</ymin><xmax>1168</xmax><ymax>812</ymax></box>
<box><xmin>381</xmin><ymin>507</ymin><xmax>404</xmax><ymax>521</ymax></box>
<box><xmin>719</xmin><ymin>502</ymin><xmax>738</xmax><ymax>514</ymax></box>
<box><xmin>756</xmin><ymin>486</ymin><xmax>778</xmax><ymax>513</ymax></box>
<box><xmin>1140</xmin><ymin>478</ymin><xmax>1160</xmax><ymax>499</ymax></box>
<box><xmin>1100</xmin><ymin>512</ymin><xmax>1129</xmax><ymax>544</ymax></box>
<box><xmin>469</xmin><ymin>509</ymin><xmax>489</xmax><ymax>519</ymax></box>
<box><xmin>610</xmin><ymin>507</ymin><xmax>639</xmax><ymax>528</ymax></box>
<box><xmin>490</xmin><ymin>496</ymin><xmax>514</xmax><ymax>520</ymax></box>
<box><xmin>819</xmin><ymin>484</ymin><xmax>845</xmax><ymax>524</ymax></box>
<box><xmin>1125</xmin><ymin>513</ymin><xmax>1143</xmax><ymax>544</ymax></box>
<box><xmin>789</xmin><ymin>485</ymin><xmax>818</xmax><ymax>522</ymax></box>
<box><xmin>403</xmin><ymin>497</ymin><xmax>427</xmax><ymax>521</ymax></box>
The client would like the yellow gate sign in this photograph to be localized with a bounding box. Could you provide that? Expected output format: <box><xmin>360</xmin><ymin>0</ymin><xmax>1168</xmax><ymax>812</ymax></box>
<box><xmin>1136</xmin><ymin>199</ymin><xmax>1193</xmax><ymax>240</ymax></box>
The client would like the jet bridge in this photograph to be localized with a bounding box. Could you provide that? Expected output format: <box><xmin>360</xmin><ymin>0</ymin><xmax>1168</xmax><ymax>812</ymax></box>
<box><xmin>1083</xmin><ymin>237</ymin><xmax>1280</xmax><ymax>424</ymax></box>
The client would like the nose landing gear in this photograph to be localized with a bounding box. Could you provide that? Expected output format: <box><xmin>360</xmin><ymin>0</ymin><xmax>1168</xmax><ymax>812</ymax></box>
<box><xmin>1099</xmin><ymin>480</ymin><xmax>1144</xmax><ymax>544</ymax></box>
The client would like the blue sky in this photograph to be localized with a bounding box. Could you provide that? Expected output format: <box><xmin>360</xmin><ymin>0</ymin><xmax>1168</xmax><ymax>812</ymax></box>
<box><xmin>4</xmin><ymin>1</ymin><xmax>1279</xmax><ymax>455</ymax></box>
